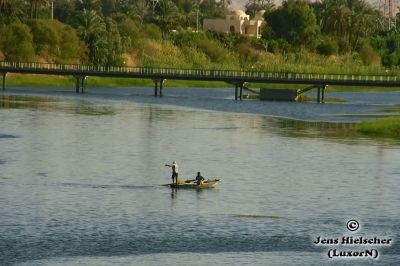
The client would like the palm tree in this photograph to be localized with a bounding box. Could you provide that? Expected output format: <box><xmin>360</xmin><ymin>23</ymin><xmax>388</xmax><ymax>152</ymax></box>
<box><xmin>76</xmin><ymin>9</ymin><xmax>107</xmax><ymax>65</ymax></box>
<box><xmin>245</xmin><ymin>0</ymin><xmax>274</xmax><ymax>18</ymax></box>
<box><xmin>0</xmin><ymin>0</ymin><xmax>10</xmax><ymax>8</ymax></box>
<box><xmin>318</xmin><ymin>0</ymin><xmax>349</xmax><ymax>37</ymax></box>
<box><xmin>317</xmin><ymin>0</ymin><xmax>378</xmax><ymax>52</ymax></box>
<box><xmin>123</xmin><ymin>0</ymin><xmax>152</xmax><ymax>23</ymax></box>
<box><xmin>155</xmin><ymin>0</ymin><xmax>182</xmax><ymax>35</ymax></box>
<box><xmin>0</xmin><ymin>0</ymin><xmax>26</xmax><ymax>21</ymax></box>
<box><xmin>0</xmin><ymin>0</ymin><xmax>12</xmax><ymax>16</ymax></box>
<box><xmin>181</xmin><ymin>0</ymin><xmax>197</xmax><ymax>28</ymax></box>
<box><xmin>347</xmin><ymin>0</ymin><xmax>378</xmax><ymax>50</ymax></box>
<box><xmin>27</xmin><ymin>0</ymin><xmax>48</xmax><ymax>19</ymax></box>
<box><xmin>77</xmin><ymin>0</ymin><xmax>101</xmax><ymax>11</ymax></box>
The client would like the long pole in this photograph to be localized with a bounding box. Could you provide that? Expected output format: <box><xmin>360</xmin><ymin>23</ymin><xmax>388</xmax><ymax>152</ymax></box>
<box><xmin>196</xmin><ymin>8</ymin><xmax>199</xmax><ymax>32</ymax></box>
<box><xmin>51</xmin><ymin>0</ymin><xmax>54</xmax><ymax>20</ymax></box>
<box><xmin>196</xmin><ymin>0</ymin><xmax>201</xmax><ymax>32</ymax></box>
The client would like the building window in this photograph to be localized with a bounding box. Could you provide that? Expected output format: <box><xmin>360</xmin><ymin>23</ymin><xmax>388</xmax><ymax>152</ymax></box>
<box><xmin>230</xmin><ymin>26</ymin><xmax>235</xmax><ymax>33</ymax></box>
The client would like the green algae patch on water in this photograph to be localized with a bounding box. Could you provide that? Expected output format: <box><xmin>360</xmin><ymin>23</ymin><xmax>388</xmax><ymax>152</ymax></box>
<box><xmin>296</xmin><ymin>94</ymin><xmax>347</xmax><ymax>103</ymax></box>
<box><xmin>379</xmin><ymin>104</ymin><xmax>400</xmax><ymax>113</ymax></box>
<box><xmin>356</xmin><ymin>117</ymin><xmax>400</xmax><ymax>138</ymax></box>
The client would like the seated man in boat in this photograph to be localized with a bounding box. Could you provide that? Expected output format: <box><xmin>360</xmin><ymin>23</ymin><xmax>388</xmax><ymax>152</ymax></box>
<box><xmin>165</xmin><ymin>161</ymin><xmax>179</xmax><ymax>185</ymax></box>
<box><xmin>195</xmin><ymin>172</ymin><xmax>205</xmax><ymax>185</ymax></box>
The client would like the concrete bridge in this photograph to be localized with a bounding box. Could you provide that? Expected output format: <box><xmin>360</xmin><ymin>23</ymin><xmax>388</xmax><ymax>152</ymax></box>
<box><xmin>1</xmin><ymin>62</ymin><xmax>400</xmax><ymax>103</ymax></box>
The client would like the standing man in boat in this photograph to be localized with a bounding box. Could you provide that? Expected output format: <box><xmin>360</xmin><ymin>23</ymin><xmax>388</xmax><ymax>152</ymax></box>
<box><xmin>165</xmin><ymin>161</ymin><xmax>179</xmax><ymax>185</ymax></box>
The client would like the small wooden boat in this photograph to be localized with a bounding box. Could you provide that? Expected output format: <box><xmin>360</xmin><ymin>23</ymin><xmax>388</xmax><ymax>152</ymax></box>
<box><xmin>169</xmin><ymin>179</ymin><xmax>220</xmax><ymax>189</ymax></box>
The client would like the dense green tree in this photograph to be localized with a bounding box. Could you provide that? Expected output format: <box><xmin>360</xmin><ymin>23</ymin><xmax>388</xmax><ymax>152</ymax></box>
<box><xmin>29</xmin><ymin>19</ymin><xmax>87</xmax><ymax>63</ymax></box>
<box><xmin>29</xmin><ymin>19</ymin><xmax>60</xmax><ymax>60</ymax></box>
<box><xmin>371</xmin><ymin>30</ymin><xmax>400</xmax><ymax>66</ymax></box>
<box><xmin>58</xmin><ymin>24</ymin><xmax>88</xmax><ymax>64</ymax></box>
<box><xmin>53</xmin><ymin>0</ymin><xmax>77</xmax><ymax>24</ymax></box>
<box><xmin>316</xmin><ymin>36</ymin><xmax>338</xmax><ymax>55</ymax></box>
<box><xmin>358</xmin><ymin>42</ymin><xmax>380</xmax><ymax>65</ymax></box>
<box><xmin>199</xmin><ymin>0</ymin><xmax>227</xmax><ymax>19</ymax></box>
<box><xmin>0</xmin><ymin>0</ymin><xmax>391</xmax><ymax>70</ymax></box>
<box><xmin>141</xmin><ymin>23</ymin><xmax>163</xmax><ymax>39</ymax></box>
<box><xmin>116</xmin><ymin>17</ymin><xmax>140</xmax><ymax>50</ymax></box>
<box><xmin>265</xmin><ymin>0</ymin><xmax>319</xmax><ymax>48</ymax></box>
<box><xmin>101</xmin><ymin>0</ymin><xmax>117</xmax><ymax>16</ymax></box>
<box><xmin>173</xmin><ymin>31</ymin><xmax>206</xmax><ymax>47</ymax></box>
<box><xmin>0</xmin><ymin>22</ymin><xmax>35</xmax><ymax>60</ymax></box>
<box><xmin>266</xmin><ymin>38</ymin><xmax>292</xmax><ymax>53</ymax></box>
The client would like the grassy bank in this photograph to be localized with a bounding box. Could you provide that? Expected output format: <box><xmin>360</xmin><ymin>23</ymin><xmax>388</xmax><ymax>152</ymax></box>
<box><xmin>6</xmin><ymin>74</ymin><xmax>76</xmax><ymax>87</ymax></box>
<box><xmin>274</xmin><ymin>115</ymin><xmax>400</xmax><ymax>139</ymax></box>
<box><xmin>354</xmin><ymin>104</ymin><xmax>400</xmax><ymax>139</ymax></box>
<box><xmin>356</xmin><ymin>117</ymin><xmax>400</xmax><ymax>138</ymax></box>
<box><xmin>5</xmin><ymin>74</ymin><xmax>230</xmax><ymax>88</ymax></box>
<box><xmin>5</xmin><ymin>73</ymin><xmax>400</xmax><ymax>92</ymax></box>
<box><xmin>246</xmin><ymin>82</ymin><xmax>400</xmax><ymax>92</ymax></box>
<box><xmin>86</xmin><ymin>76</ymin><xmax>229</xmax><ymax>88</ymax></box>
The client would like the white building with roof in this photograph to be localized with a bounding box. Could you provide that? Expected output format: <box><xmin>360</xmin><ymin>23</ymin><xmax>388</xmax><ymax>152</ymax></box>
<box><xmin>203</xmin><ymin>10</ymin><xmax>265</xmax><ymax>38</ymax></box>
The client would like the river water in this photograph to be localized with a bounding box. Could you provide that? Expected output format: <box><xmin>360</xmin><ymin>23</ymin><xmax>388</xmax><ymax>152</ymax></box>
<box><xmin>1</xmin><ymin>87</ymin><xmax>400</xmax><ymax>265</ymax></box>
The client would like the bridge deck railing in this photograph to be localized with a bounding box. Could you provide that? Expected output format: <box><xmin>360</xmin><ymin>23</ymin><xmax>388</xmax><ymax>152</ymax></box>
<box><xmin>1</xmin><ymin>61</ymin><xmax>399</xmax><ymax>83</ymax></box>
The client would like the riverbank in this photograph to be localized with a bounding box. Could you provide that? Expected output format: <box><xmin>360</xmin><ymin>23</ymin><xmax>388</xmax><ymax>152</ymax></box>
<box><xmin>5</xmin><ymin>73</ymin><xmax>230</xmax><ymax>88</ymax></box>
<box><xmin>355</xmin><ymin>117</ymin><xmax>400</xmax><ymax>138</ymax></box>
<box><xmin>5</xmin><ymin>73</ymin><xmax>400</xmax><ymax>92</ymax></box>
<box><xmin>246</xmin><ymin>82</ymin><xmax>400</xmax><ymax>92</ymax></box>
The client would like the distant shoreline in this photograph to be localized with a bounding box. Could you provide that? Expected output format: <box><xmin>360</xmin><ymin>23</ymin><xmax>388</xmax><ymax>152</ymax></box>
<box><xmin>5</xmin><ymin>73</ymin><xmax>230</xmax><ymax>89</ymax></box>
<box><xmin>4</xmin><ymin>73</ymin><xmax>400</xmax><ymax>92</ymax></box>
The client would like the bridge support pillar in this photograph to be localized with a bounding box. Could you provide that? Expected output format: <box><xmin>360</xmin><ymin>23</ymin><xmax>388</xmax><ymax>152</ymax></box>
<box><xmin>154</xmin><ymin>80</ymin><xmax>158</xmax><ymax>96</ymax></box>
<box><xmin>81</xmin><ymin>76</ymin><xmax>86</xmax><ymax>93</ymax></box>
<box><xmin>75</xmin><ymin>77</ymin><xmax>79</xmax><ymax>93</ymax></box>
<box><xmin>159</xmin><ymin>79</ymin><xmax>164</xmax><ymax>96</ymax></box>
<box><xmin>316</xmin><ymin>85</ymin><xmax>327</xmax><ymax>104</ymax></box>
<box><xmin>233</xmin><ymin>82</ymin><xmax>244</xmax><ymax>101</ymax></box>
<box><xmin>74</xmin><ymin>76</ymin><xmax>86</xmax><ymax>93</ymax></box>
<box><xmin>235</xmin><ymin>85</ymin><xmax>238</xmax><ymax>100</ymax></box>
<box><xmin>153</xmin><ymin>79</ymin><xmax>165</xmax><ymax>97</ymax></box>
<box><xmin>321</xmin><ymin>85</ymin><xmax>326</xmax><ymax>104</ymax></box>
<box><xmin>1</xmin><ymin>72</ymin><xmax>6</xmax><ymax>90</ymax></box>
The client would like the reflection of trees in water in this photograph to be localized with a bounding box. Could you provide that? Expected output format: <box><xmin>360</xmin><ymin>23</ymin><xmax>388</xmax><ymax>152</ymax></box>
<box><xmin>276</xmin><ymin>119</ymin><xmax>353</xmax><ymax>130</ymax></box>
<box><xmin>0</xmin><ymin>94</ymin><xmax>116</xmax><ymax>115</ymax></box>
<box><xmin>258</xmin><ymin>116</ymin><xmax>359</xmax><ymax>140</ymax></box>
<box><xmin>72</xmin><ymin>101</ymin><xmax>115</xmax><ymax>116</ymax></box>
<box><xmin>0</xmin><ymin>94</ymin><xmax>56</xmax><ymax>109</ymax></box>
